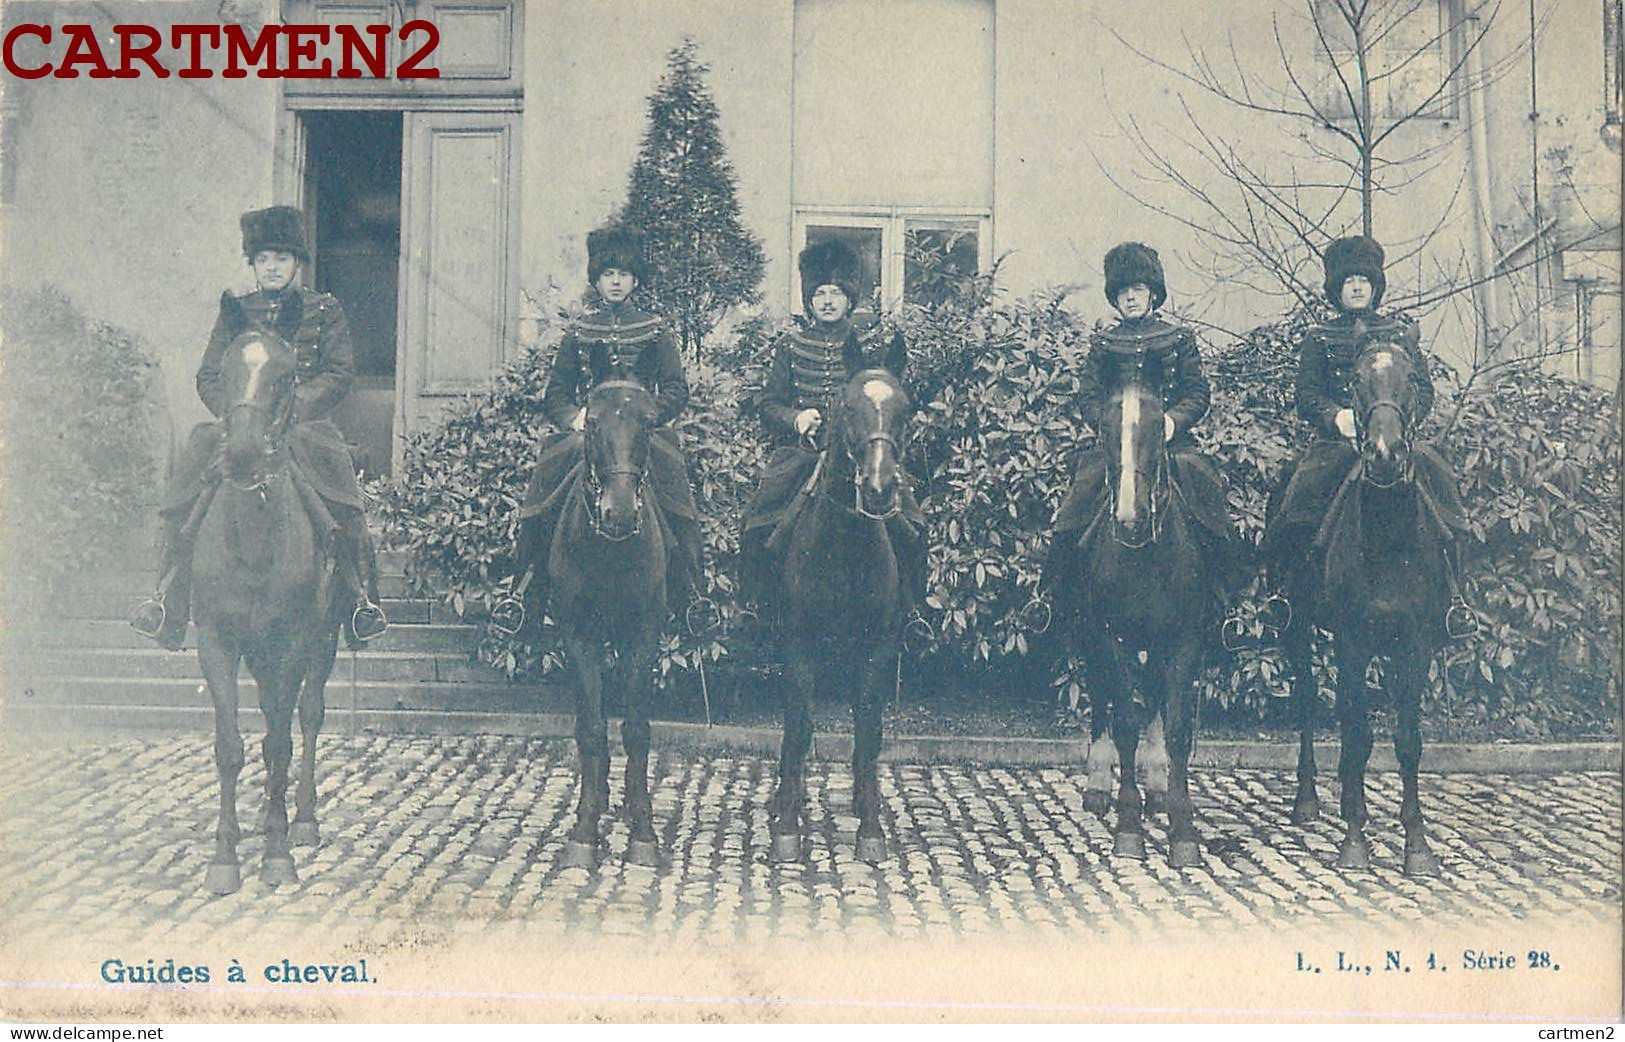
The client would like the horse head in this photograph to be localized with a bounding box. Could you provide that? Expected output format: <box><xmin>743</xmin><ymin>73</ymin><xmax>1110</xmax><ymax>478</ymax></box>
<box><xmin>583</xmin><ymin>379</ymin><xmax>656</xmax><ymax>542</ymax></box>
<box><xmin>220</xmin><ymin>330</ymin><xmax>297</xmax><ymax>491</ymax></box>
<box><xmin>833</xmin><ymin>367</ymin><xmax>911</xmax><ymax>521</ymax></box>
<box><xmin>1351</xmin><ymin>337</ymin><xmax>1418</xmax><ymax>489</ymax></box>
<box><xmin>1103</xmin><ymin>381</ymin><xmax>1167</xmax><ymax>549</ymax></box>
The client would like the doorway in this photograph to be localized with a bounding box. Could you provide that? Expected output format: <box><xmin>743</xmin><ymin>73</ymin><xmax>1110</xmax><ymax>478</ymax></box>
<box><xmin>303</xmin><ymin>110</ymin><xmax>402</xmax><ymax>478</ymax></box>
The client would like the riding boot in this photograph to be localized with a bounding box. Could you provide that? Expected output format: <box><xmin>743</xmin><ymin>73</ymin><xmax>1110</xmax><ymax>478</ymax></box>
<box><xmin>130</xmin><ymin>512</ymin><xmax>193</xmax><ymax>651</ymax></box>
<box><xmin>338</xmin><ymin>513</ymin><xmax>388</xmax><ymax>646</ymax></box>
<box><xmin>885</xmin><ymin>515</ymin><xmax>928</xmax><ymax>618</ymax></box>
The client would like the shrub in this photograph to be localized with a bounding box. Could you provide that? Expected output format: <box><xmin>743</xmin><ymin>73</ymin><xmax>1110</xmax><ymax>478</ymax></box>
<box><xmin>0</xmin><ymin>286</ymin><xmax>160</xmax><ymax>607</ymax></box>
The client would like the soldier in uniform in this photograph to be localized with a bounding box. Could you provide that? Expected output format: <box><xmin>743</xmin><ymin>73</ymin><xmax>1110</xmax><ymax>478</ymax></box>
<box><xmin>130</xmin><ymin>206</ymin><xmax>388</xmax><ymax>649</ymax></box>
<box><xmin>1044</xmin><ymin>242</ymin><xmax>1237</xmax><ymax>621</ymax></box>
<box><xmin>739</xmin><ymin>239</ymin><xmax>924</xmax><ymax>622</ymax></box>
<box><xmin>514</xmin><ymin>223</ymin><xmax>705</xmax><ymax>615</ymax></box>
<box><xmin>1259</xmin><ymin>234</ymin><xmax>1439</xmax><ymax>627</ymax></box>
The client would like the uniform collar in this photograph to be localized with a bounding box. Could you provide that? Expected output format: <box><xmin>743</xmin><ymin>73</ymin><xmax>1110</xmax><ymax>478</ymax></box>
<box><xmin>799</xmin><ymin>317</ymin><xmax>851</xmax><ymax>344</ymax></box>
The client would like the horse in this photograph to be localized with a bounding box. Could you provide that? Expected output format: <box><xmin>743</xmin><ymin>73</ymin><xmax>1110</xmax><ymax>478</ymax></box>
<box><xmin>190</xmin><ymin>330</ymin><xmax>345</xmax><ymax>895</ymax></box>
<box><xmin>544</xmin><ymin>380</ymin><xmax>671</xmax><ymax>870</ymax></box>
<box><xmin>771</xmin><ymin>368</ymin><xmax>914</xmax><ymax>865</ymax></box>
<box><xmin>1277</xmin><ymin>339</ymin><xmax>1462</xmax><ymax>876</ymax></box>
<box><xmin>1054</xmin><ymin>379</ymin><xmax>1215</xmax><ymax>868</ymax></box>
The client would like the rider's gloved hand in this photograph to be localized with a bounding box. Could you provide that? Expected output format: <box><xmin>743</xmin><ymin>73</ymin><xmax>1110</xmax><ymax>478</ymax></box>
<box><xmin>571</xmin><ymin>408</ymin><xmax>587</xmax><ymax>432</ymax></box>
<box><xmin>1164</xmin><ymin>415</ymin><xmax>1176</xmax><ymax>443</ymax></box>
<box><xmin>1335</xmin><ymin>408</ymin><xmax>1356</xmax><ymax>440</ymax></box>
<box><xmin>794</xmin><ymin>409</ymin><xmax>822</xmax><ymax>437</ymax></box>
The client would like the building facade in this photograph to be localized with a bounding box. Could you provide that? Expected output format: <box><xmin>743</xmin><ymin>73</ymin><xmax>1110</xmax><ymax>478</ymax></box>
<box><xmin>3</xmin><ymin>0</ymin><xmax>1619</xmax><ymax>474</ymax></box>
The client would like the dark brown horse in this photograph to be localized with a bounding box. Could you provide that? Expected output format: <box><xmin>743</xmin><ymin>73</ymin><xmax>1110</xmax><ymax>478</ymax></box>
<box><xmin>547</xmin><ymin>380</ymin><xmax>671</xmax><ymax>870</ymax></box>
<box><xmin>1058</xmin><ymin>380</ymin><xmax>1214</xmax><ymax>868</ymax></box>
<box><xmin>1278</xmin><ymin>340</ymin><xmax>1457</xmax><ymax>876</ymax></box>
<box><xmin>191</xmin><ymin>330</ymin><xmax>344</xmax><ymax>895</ymax></box>
<box><xmin>771</xmin><ymin>368</ymin><xmax>913</xmax><ymax>865</ymax></box>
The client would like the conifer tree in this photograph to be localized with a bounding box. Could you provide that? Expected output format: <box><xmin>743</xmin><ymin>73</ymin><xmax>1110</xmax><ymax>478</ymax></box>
<box><xmin>620</xmin><ymin>38</ymin><xmax>766</xmax><ymax>357</ymax></box>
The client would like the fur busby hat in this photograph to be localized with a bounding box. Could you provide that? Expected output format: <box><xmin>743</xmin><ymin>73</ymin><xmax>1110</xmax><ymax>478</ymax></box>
<box><xmin>587</xmin><ymin>223</ymin><xmax>648</xmax><ymax>285</ymax></box>
<box><xmin>240</xmin><ymin>206</ymin><xmax>309</xmax><ymax>262</ymax></box>
<box><xmin>1103</xmin><ymin>241</ymin><xmax>1167</xmax><ymax>310</ymax></box>
<box><xmin>1323</xmin><ymin>235</ymin><xmax>1386</xmax><ymax>309</ymax></box>
<box><xmin>799</xmin><ymin>239</ymin><xmax>863</xmax><ymax>313</ymax></box>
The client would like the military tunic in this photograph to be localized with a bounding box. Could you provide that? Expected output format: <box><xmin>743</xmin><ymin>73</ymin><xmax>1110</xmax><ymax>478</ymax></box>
<box><xmin>164</xmin><ymin>286</ymin><xmax>364</xmax><ymax>517</ymax></box>
<box><xmin>1052</xmin><ymin>317</ymin><xmax>1232</xmax><ymax>541</ymax></box>
<box><xmin>517</xmin><ymin>300</ymin><xmax>703</xmax><ymax>595</ymax></box>
<box><xmin>1265</xmin><ymin>310</ymin><xmax>1437</xmax><ymax>548</ymax></box>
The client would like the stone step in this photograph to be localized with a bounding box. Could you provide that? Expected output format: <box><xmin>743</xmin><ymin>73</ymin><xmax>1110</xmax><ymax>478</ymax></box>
<box><xmin>54</xmin><ymin>567</ymin><xmax>426</xmax><ymax>603</ymax></box>
<box><xmin>1</xmin><ymin>701</ymin><xmax>580</xmax><ymax>739</ymax></box>
<box><xmin>47</xmin><ymin>588</ymin><xmax>457</xmax><ymax>625</ymax></box>
<box><xmin>16</xmin><ymin>647</ymin><xmax>501</xmax><ymax>684</ymax></box>
<box><xmin>9</xmin><ymin>676</ymin><xmax>548</xmax><ymax>715</ymax></box>
<box><xmin>11</xmin><ymin>619</ymin><xmax>478</xmax><ymax>654</ymax></box>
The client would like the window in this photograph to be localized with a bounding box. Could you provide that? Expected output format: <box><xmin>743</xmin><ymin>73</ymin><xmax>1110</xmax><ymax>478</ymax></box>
<box><xmin>791</xmin><ymin>0</ymin><xmax>993</xmax><ymax>310</ymax></box>
<box><xmin>794</xmin><ymin>209</ymin><xmax>991</xmax><ymax>312</ymax></box>
<box><xmin>1312</xmin><ymin>0</ymin><xmax>1457</xmax><ymax>120</ymax></box>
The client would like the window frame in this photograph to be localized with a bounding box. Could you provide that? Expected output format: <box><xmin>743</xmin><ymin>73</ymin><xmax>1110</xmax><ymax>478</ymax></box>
<box><xmin>791</xmin><ymin>205</ymin><xmax>993</xmax><ymax>313</ymax></box>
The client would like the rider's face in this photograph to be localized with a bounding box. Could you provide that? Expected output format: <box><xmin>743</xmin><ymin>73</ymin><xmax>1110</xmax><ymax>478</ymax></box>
<box><xmin>1115</xmin><ymin>283</ymin><xmax>1153</xmax><ymax>319</ymax></box>
<box><xmin>251</xmin><ymin>251</ymin><xmax>300</xmax><ymax>293</ymax></box>
<box><xmin>596</xmin><ymin>267</ymin><xmax>638</xmax><ymax>304</ymax></box>
<box><xmin>1340</xmin><ymin>275</ymin><xmax>1374</xmax><ymax>311</ymax></box>
<box><xmin>809</xmin><ymin>284</ymin><xmax>851</xmax><ymax>324</ymax></box>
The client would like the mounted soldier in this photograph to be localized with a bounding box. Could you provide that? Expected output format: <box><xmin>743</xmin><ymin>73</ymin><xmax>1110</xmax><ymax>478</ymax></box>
<box><xmin>1259</xmin><ymin>234</ymin><xmax>1471</xmax><ymax>633</ymax></box>
<box><xmin>512</xmin><ymin>222</ymin><xmax>706</xmax><ymax>622</ymax></box>
<box><xmin>1042</xmin><ymin>241</ymin><xmax>1237</xmax><ymax>627</ymax></box>
<box><xmin>739</xmin><ymin>239</ymin><xmax>925</xmax><ymax>625</ymax></box>
<box><xmin>130</xmin><ymin>206</ymin><xmax>387</xmax><ymax>650</ymax></box>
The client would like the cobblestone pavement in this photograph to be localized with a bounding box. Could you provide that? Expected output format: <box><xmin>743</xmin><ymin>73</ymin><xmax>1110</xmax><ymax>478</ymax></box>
<box><xmin>0</xmin><ymin>733</ymin><xmax>1618</xmax><ymax>947</ymax></box>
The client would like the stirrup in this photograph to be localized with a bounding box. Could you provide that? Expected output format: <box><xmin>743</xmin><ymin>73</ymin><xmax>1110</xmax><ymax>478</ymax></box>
<box><xmin>1445</xmin><ymin>597</ymin><xmax>1480</xmax><ymax>640</ymax></box>
<box><xmin>130</xmin><ymin>595</ymin><xmax>167</xmax><ymax>639</ymax></box>
<box><xmin>1258</xmin><ymin>594</ymin><xmax>1293</xmax><ymax>634</ymax></box>
<box><xmin>349</xmin><ymin>599</ymin><xmax>389</xmax><ymax>643</ymax></box>
<box><xmin>489</xmin><ymin>596</ymin><xmax>526</xmax><ymax>639</ymax></box>
<box><xmin>902</xmin><ymin>610</ymin><xmax>936</xmax><ymax>655</ymax></box>
<box><xmin>1017</xmin><ymin>595</ymin><xmax>1052</xmax><ymax>636</ymax></box>
<box><xmin>685</xmin><ymin>595</ymin><xmax>722</xmax><ymax>637</ymax></box>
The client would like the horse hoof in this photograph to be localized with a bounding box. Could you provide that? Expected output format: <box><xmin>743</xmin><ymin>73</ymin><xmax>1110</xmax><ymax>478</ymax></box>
<box><xmin>1169</xmin><ymin>840</ymin><xmax>1204</xmax><ymax>869</ymax></box>
<box><xmin>259</xmin><ymin>856</ymin><xmax>298</xmax><ymax>888</ymax></box>
<box><xmin>1290</xmin><ymin>798</ymin><xmax>1321</xmax><ymax>825</ymax></box>
<box><xmin>855</xmin><ymin>835</ymin><xmax>888</xmax><ymax>864</ymax></box>
<box><xmin>289</xmin><ymin>821</ymin><xmax>320</xmax><ymax>848</ymax></box>
<box><xmin>1083</xmin><ymin>790</ymin><xmax>1112</xmax><ymax>818</ymax></box>
<box><xmin>625</xmin><ymin>839</ymin><xmax>661</xmax><ymax>868</ymax></box>
<box><xmin>1113</xmin><ymin>833</ymin><xmax>1147</xmax><ymax>860</ymax></box>
<box><xmin>559</xmin><ymin>840</ymin><xmax>598</xmax><ymax>870</ymax></box>
<box><xmin>1143</xmin><ymin>790</ymin><xmax>1167</xmax><ymax>817</ymax></box>
<box><xmin>1337</xmin><ymin>836</ymin><xmax>1372</xmax><ymax>871</ymax></box>
<box><xmin>1404</xmin><ymin>846</ymin><xmax>1442</xmax><ymax>878</ymax></box>
<box><xmin>770</xmin><ymin>833</ymin><xmax>803</xmax><ymax>863</ymax></box>
<box><xmin>204</xmin><ymin>862</ymin><xmax>241</xmax><ymax>896</ymax></box>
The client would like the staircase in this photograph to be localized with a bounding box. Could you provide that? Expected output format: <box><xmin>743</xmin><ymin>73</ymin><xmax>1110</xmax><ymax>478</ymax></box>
<box><xmin>2</xmin><ymin>548</ymin><xmax>569</xmax><ymax>735</ymax></box>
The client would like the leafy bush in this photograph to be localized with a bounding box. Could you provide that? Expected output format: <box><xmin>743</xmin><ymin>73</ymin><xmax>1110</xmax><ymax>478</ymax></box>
<box><xmin>0</xmin><ymin>286</ymin><xmax>160</xmax><ymax>607</ymax></box>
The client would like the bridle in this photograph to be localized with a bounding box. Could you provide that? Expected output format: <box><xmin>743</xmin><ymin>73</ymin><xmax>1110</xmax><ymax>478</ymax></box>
<box><xmin>1351</xmin><ymin>348</ymin><xmax>1415</xmax><ymax>490</ymax></box>
<box><xmin>1108</xmin><ymin>444</ymin><xmax>1169</xmax><ymax>549</ymax></box>
<box><xmin>831</xmin><ymin>396</ymin><xmax>905</xmax><ymax>522</ymax></box>
<box><xmin>581</xmin><ymin>382</ymin><xmax>651</xmax><ymax>542</ymax></box>
<box><xmin>221</xmin><ymin>339</ymin><xmax>296</xmax><ymax>498</ymax></box>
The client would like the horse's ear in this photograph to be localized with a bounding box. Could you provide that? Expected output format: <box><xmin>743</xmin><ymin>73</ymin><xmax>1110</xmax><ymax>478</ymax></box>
<box><xmin>219</xmin><ymin>292</ymin><xmax>246</xmax><ymax>337</ymax></box>
<box><xmin>885</xmin><ymin>330</ymin><xmax>908</xmax><ymax>379</ymax></box>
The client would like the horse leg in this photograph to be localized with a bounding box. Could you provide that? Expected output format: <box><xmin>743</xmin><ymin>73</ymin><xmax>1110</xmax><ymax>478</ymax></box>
<box><xmin>1334</xmin><ymin>634</ymin><xmax>1374</xmax><ymax>870</ymax></box>
<box><xmin>562</xmin><ymin>634</ymin><xmax>608</xmax><ymax>869</ymax></box>
<box><xmin>619</xmin><ymin>630</ymin><xmax>661</xmax><ymax>868</ymax></box>
<box><xmin>1393</xmin><ymin>647</ymin><xmax>1441</xmax><ymax>877</ymax></box>
<box><xmin>1083</xmin><ymin>710</ymin><xmax>1116</xmax><ymax>818</ymax></box>
<box><xmin>771</xmin><ymin>636</ymin><xmax>816</xmax><ymax>862</ymax></box>
<box><xmin>851</xmin><ymin>642</ymin><xmax>889</xmax><ymax>864</ymax></box>
<box><xmin>1140</xmin><ymin>707</ymin><xmax>1169</xmax><ymax>818</ymax></box>
<box><xmin>291</xmin><ymin>623</ymin><xmax>339</xmax><ymax>848</ymax></box>
<box><xmin>256</xmin><ymin>658</ymin><xmax>301</xmax><ymax>887</ymax></box>
<box><xmin>199</xmin><ymin>627</ymin><xmax>245</xmax><ymax>896</ymax></box>
<box><xmin>1287</xmin><ymin>604</ymin><xmax>1321</xmax><ymax>825</ymax></box>
<box><xmin>1160</xmin><ymin>638</ymin><xmax>1205</xmax><ymax>868</ymax></box>
<box><xmin>1110</xmin><ymin>691</ymin><xmax>1147</xmax><ymax>860</ymax></box>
